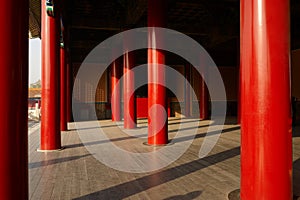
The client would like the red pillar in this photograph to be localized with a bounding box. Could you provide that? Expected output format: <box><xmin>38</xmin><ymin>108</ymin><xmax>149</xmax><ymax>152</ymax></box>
<box><xmin>66</xmin><ymin>56</ymin><xmax>72</xmax><ymax>122</ymax></box>
<box><xmin>123</xmin><ymin>51</ymin><xmax>136</xmax><ymax>128</ymax></box>
<box><xmin>0</xmin><ymin>0</ymin><xmax>28</xmax><ymax>198</ymax></box>
<box><xmin>41</xmin><ymin>0</ymin><xmax>61</xmax><ymax>150</ymax></box>
<box><xmin>60</xmin><ymin>46</ymin><xmax>67</xmax><ymax>131</ymax></box>
<box><xmin>111</xmin><ymin>58</ymin><xmax>121</xmax><ymax>121</ymax></box>
<box><xmin>61</xmin><ymin>28</ymin><xmax>72</xmax><ymax>123</ymax></box>
<box><xmin>64</xmin><ymin>30</ymin><xmax>72</xmax><ymax>123</ymax></box>
<box><xmin>200</xmin><ymin>76</ymin><xmax>208</xmax><ymax>120</ymax></box>
<box><xmin>185</xmin><ymin>64</ymin><xmax>191</xmax><ymax>117</ymax></box>
<box><xmin>237</xmin><ymin>67</ymin><xmax>241</xmax><ymax>124</ymax></box>
<box><xmin>240</xmin><ymin>0</ymin><xmax>292</xmax><ymax>199</ymax></box>
<box><xmin>148</xmin><ymin>0</ymin><xmax>168</xmax><ymax>145</ymax></box>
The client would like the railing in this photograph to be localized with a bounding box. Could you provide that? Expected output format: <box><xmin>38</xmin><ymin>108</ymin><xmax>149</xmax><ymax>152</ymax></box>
<box><xmin>28</xmin><ymin>102</ymin><xmax>40</xmax><ymax>121</ymax></box>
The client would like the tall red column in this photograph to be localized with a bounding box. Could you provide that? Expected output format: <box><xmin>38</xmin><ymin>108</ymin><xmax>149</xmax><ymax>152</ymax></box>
<box><xmin>60</xmin><ymin>45</ymin><xmax>67</xmax><ymax>131</ymax></box>
<box><xmin>185</xmin><ymin>64</ymin><xmax>191</xmax><ymax>117</ymax></box>
<box><xmin>111</xmin><ymin>58</ymin><xmax>121</xmax><ymax>121</ymax></box>
<box><xmin>62</xmin><ymin>28</ymin><xmax>71</xmax><ymax>123</ymax></box>
<box><xmin>240</xmin><ymin>0</ymin><xmax>292</xmax><ymax>199</ymax></box>
<box><xmin>0</xmin><ymin>0</ymin><xmax>28</xmax><ymax>199</ymax></box>
<box><xmin>64</xmin><ymin>29</ymin><xmax>72</xmax><ymax>123</ymax></box>
<box><xmin>123</xmin><ymin>51</ymin><xmax>136</xmax><ymax>128</ymax></box>
<box><xmin>200</xmin><ymin>76</ymin><xmax>208</xmax><ymax>120</ymax></box>
<box><xmin>66</xmin><ymin>54</ymin><xmax>72</xmax><ymax>122</ymax></box>
<box><xmin>41</xmin><ymin>0</ymin><xmax>61</xmax><ymax>150</ymax></box>
<box><xmin>148</xmin><ymin>0</ymin><xmax>168</xmax><ymax>145</ymax></box>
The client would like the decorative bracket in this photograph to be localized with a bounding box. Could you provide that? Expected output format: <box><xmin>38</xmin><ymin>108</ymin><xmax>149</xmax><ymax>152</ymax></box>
<box><xmin>46</xmin><ymin>0</ymin><xmax>54</xmax><ymax>17</ymax></box>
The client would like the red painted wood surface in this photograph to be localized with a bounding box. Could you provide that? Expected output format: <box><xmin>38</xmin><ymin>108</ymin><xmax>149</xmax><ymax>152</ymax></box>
<box><xmin>66</xmin><ymin>61</ymin><xmax>72</xmax><ymax>122</ymax></box>
<box><xmin>60</xmin><ymin>47</ymin><xmax>67</xmax><ymax>131</ymax></box>
<box><xmin>41</xmin><ymin>0</ymin><xmax>61</xmax><ymax>150</ymax></box>
<box><xmin>199</xmin><ymin>76</ymin><xmax>208</xmax><ymax>120</ymax></box>
<box><xmin>111</xmin><ymin>59</ymin><xmax>121</xmax><ymax>121</ymax></box>
<box><xmin>147</xmin><ymin>0</ymin><xmax>168</xmax><ymax>145</ymax></box>
<box><xmin>240</xmin><ymin>0</ymin><xmax>292</xmax><ymax>199</ymax></box>
<box><xmin>137</xmin><ymin>98</ymin><xmax>171</xmax><ymax>118</ymax></box>
<box><xmin>123</xmin><ymin>51</ymin><xmax>137</xmax><ymax>128</ymax></box>
<box><xmin>137</xmin><ymin>98</ymin><xmax>148</xmax><ymax>118</ymax></box>
<box><xmin>0</xmin><ymin>0</ymin><xmax>29</xmax><ymax>198</ymax></box>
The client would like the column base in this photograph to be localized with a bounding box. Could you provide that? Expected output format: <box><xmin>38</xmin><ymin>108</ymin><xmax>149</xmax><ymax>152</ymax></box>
<box><xmin>228</xmin><ymin>189</ymin><xmax>240</xmax><ymax>200</ymax></box>
<box><xmin>37</xmin><ymin>147</ymin><xmax>65</xmax><ymax>152</ymax></box>
<box><xmin>228</xmin><ymin>189</ymin><xmax>299</xmax><ymax>200</ymax></box>
<box><xmin>143</xmin><ymin>141</ymin><xmax>174</xmax><ymax>146</ymax></box>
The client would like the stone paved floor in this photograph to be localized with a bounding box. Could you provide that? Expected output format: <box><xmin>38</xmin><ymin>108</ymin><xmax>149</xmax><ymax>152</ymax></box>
<box><xmin>28</xmin><ymin>118</ymin><xmax>300</xmax><ymax>200</ymax></box>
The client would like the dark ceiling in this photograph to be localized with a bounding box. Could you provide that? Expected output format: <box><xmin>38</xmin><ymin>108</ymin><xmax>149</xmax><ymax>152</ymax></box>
<box><xmin>65</xmin><ymin>0</ymin><xmax>239</xmax><ymax>64</ymax></box>
<box><xmin>34</xmin><ymin>0</ymin><xmax>300</xmax><ymax>65</ymax></box>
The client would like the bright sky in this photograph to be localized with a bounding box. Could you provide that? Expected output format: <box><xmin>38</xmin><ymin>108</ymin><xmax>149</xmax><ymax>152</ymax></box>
<box><xmin>29</xmin><ymin>38</ymin><xmax>41</xmax><ymax>84</ymax></box>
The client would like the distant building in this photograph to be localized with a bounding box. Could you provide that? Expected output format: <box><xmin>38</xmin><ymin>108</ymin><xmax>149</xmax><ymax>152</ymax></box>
<box><xmin>28</xmin><ymin>88</ymin><xmax>41</xmax><ymax>98</ymax></box>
